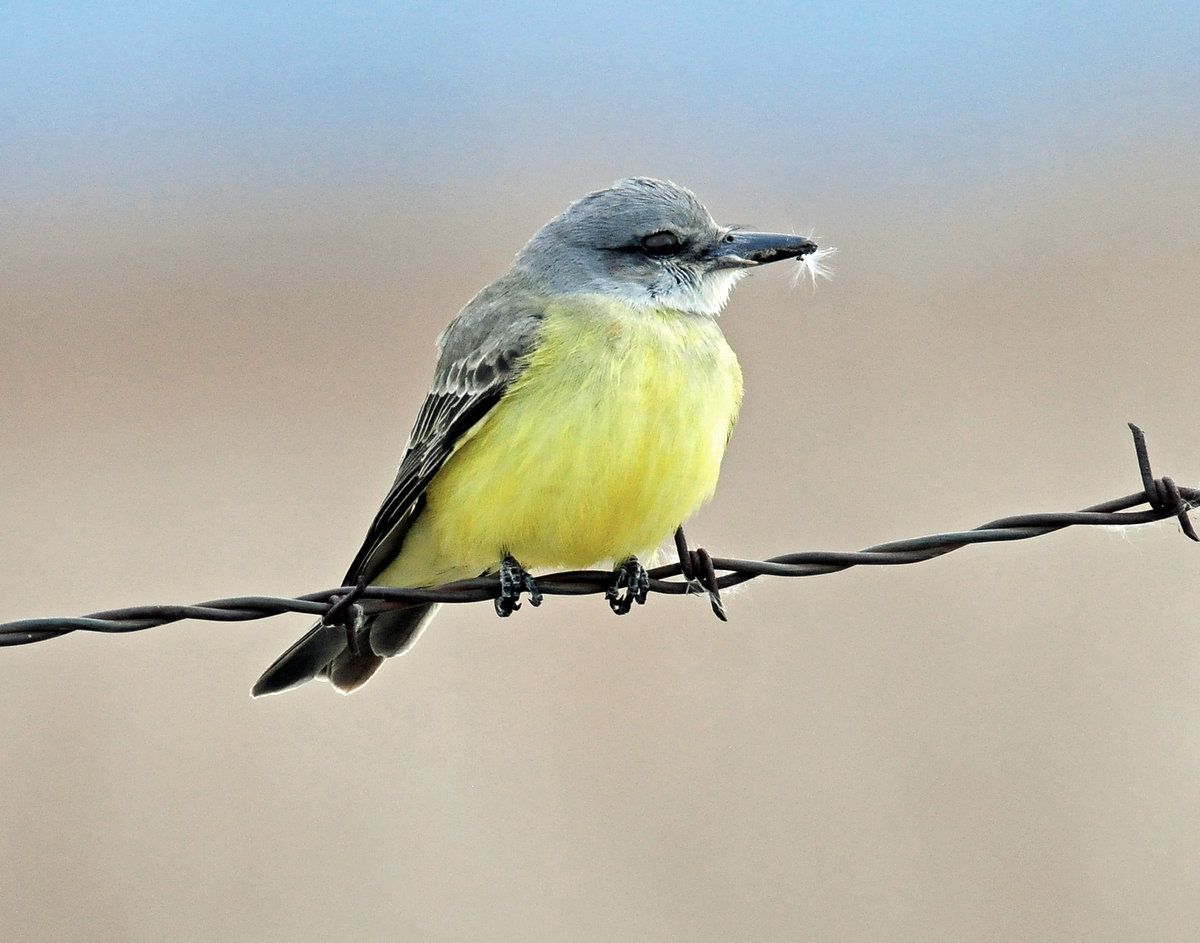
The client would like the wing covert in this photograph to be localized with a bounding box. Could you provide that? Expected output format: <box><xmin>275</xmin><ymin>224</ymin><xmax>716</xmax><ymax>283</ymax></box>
<box><xmin>340</xmin><ymin>286</ymin><xmax>544</xmax><ymax>584</ymax></box>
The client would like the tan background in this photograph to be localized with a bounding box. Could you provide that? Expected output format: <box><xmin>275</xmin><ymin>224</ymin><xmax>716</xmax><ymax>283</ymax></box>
<box><xmin>3</xmin><ymin>8</ymin><xmax>1200</xmax><ymax>941</ymax></box>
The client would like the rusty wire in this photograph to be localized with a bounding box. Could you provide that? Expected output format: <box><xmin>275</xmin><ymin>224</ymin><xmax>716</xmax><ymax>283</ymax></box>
<box><xmin>1</xmin><ymin>424</ymin><xmax>1195</xmax><ymax>649</ymax></box>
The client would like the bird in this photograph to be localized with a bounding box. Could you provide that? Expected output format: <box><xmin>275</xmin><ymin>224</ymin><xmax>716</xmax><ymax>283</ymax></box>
<box><xmin>251</xmin><ymin>177</ymin><xmax>821</xmax><ymax>696</ymax></box>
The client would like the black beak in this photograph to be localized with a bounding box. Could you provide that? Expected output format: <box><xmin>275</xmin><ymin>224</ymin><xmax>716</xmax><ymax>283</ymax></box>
<box><xmin>712</xmin><ymin>231</ymin><xmax>818</xmax><ymax>268</ymax></box>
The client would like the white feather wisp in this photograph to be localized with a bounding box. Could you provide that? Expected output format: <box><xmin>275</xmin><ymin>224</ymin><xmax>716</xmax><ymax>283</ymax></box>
<box><xmin>792</xmin><ymin>243</ymin><xmax>837</xmax><ymax>290</ymax></box>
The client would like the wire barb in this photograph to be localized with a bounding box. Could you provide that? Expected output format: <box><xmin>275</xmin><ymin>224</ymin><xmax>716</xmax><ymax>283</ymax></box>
<box><xmin>0</xmin><ymin>424</ymin><xmax>1195</xmax><ymax>649</ymax></box>
<box><xmin>1128</xmin><ymin>423</ymin><xmax>1198</xmax><ymax>541</ymax></box>
<box><xmin>674</xmin><ymin>527</ymin><xmax>727</xmax><ymax>621</ymax></box>
<box><xmin>323</xmin><ymin>576</ymin><xmax>369</xmax><ymax>654</ymax></box>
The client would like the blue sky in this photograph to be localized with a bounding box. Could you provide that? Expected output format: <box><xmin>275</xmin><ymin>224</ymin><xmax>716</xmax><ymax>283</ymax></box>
<box><xmin>3</xmin><ymin>2</ymin><xmax>1198</xmax><ymax>202</ymax></box>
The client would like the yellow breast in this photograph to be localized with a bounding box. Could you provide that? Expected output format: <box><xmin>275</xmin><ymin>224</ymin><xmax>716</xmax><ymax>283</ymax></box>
<box><xmin>380</xmin><ymin>296</ymin><xmax>743</xmax><ymax>586</ymax></box>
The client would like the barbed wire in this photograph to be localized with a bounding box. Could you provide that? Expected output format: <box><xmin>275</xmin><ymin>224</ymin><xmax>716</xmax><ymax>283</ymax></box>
<box><xmin>1</xmin><ymin>423</ymin><xmax>1195</xmax><ymax>649</ymax></box>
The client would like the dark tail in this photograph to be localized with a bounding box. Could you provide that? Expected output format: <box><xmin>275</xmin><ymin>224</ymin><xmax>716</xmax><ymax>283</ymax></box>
<box><xmin>250</xmin><ymin>603</ymin><xmax>440</xmax><ymax>697</ymax></box>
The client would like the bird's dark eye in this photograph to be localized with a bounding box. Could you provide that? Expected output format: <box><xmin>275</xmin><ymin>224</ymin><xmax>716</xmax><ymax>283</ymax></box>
<box><xmin>641</xmin><ymin>230</ymin><xmax>682</xmax><ymax>256</ymax></box>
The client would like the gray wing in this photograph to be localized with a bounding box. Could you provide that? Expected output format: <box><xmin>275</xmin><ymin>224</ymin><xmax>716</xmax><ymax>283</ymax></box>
<box><xmin>341</xmin><ymin>286</ymin><xmax>544</xmax><ymax>585</ymax></box>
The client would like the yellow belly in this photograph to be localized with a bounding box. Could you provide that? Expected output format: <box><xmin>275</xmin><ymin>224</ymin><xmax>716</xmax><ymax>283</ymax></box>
<box><xmin>378</xmin><ymin>296</ymin><xmax>743</xmax><ymax>586</ymax></box>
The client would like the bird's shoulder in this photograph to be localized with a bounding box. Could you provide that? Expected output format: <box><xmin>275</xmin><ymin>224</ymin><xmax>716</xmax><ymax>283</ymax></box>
<box><xmin>430</xmin><ymin>278</ymin><xmax>549</xmax><ymax>395</ymax></box>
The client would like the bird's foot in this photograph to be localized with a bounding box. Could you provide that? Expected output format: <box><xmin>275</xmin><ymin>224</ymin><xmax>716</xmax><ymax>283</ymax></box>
<box><xmin>495</xmin><ymin>554</ymin><xmax>542</xmax><ymax>617</ymax></box>
<box><xmin>606</xmin><ymin>557</ymin><xmax>649</xmax><ymax>615</ymax></box>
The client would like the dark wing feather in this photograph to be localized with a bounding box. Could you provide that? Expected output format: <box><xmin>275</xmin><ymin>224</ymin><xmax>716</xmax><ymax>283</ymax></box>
<box><xmin>340</xmin><ymin>286</ymin><xmax>545</xmax><ymax>585</ymax></box>
<box><xmin>341</xmin><ymin>387</ymin><xmax>503</xmax><ymax>583</ymax></box>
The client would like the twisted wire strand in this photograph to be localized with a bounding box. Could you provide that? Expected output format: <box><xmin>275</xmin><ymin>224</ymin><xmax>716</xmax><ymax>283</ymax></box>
<box><xmin>2</xmin><ymin>424</ymin><xmax>1194</xmax><ymax>648</ymax></box>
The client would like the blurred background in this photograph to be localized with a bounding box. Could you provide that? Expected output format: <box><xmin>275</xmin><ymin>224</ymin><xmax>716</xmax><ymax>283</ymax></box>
<box><xmin>2</xmin><ymin>2</ymin><xmax>1199</xmax><ymax>940</ymax></box>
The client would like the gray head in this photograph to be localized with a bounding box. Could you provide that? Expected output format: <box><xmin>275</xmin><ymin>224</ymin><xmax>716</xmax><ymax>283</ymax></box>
<box><xmin>510</xmin><ymin>177</ymin><xmax>818</xmax><ymax>316</ymax></box>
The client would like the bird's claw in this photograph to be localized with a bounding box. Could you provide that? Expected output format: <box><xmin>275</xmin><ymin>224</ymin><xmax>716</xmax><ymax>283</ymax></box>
<box><xmin>495</xmin><ymin>554</ymin><xmax>541</xmax><ymax>617</ymax></box>
<box><xmin>606</xmin><ymin>557</ymin><xmax>649</xmax><ymax>615</ymax></box>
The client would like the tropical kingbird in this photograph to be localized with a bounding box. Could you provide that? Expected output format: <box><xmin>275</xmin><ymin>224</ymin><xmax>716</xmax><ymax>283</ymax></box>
<box><xmin>252</xmin><ymin>177</ymin><xmax>821</xmax><ymax>696</ymax></box>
